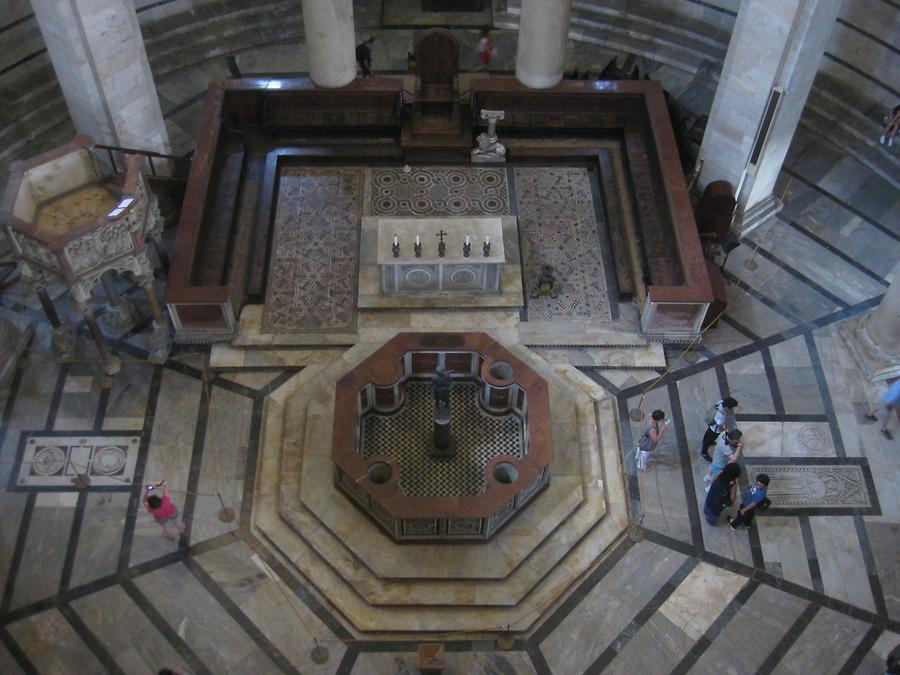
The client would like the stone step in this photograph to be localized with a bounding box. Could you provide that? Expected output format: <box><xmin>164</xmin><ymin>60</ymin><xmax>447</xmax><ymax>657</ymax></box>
<box><xmin>209</xmin><ymin>344</ymin><xmax>349</xmax><ymax>369</ymax></box>
<box><xmin>251</xmin><ymin>362</ymin><xmax>629</xmax><ymax>631</ymax></box>
<box><xmin>802</xmin><ymin>85</ymin><xmax>900</xmax><ymax>191</ymax></box>
<box><xmin>251</xmin><ymin>344</ymin><xmax>628</xmax><ymax>626</ymax></box>
<box><xmin>278</xmin><ymin>378</ymin><xmax>595</xmax><ymax>593</ymax></box>
<box><xmin>532</xmin><ymin>343</ymin><xmax>666</xmax><ymax>369</ymax></box>
<box><xmin>499</xmin><ymin>9</ymin><xmax>722</xmax><ymax>79</ymax></box>
<box><xmin>517</xmin><ymin>318</ymin><xmax>646</xmax><ymax>347</ymax></box>
<box><xmin>143</xmin><ymin>0</ymin><xmax>299</xmax><ymax>78</ymax></box>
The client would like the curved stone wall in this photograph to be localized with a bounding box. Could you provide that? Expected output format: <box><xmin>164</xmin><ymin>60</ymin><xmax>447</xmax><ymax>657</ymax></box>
<box><xmin>0</xmin><ymin>0</ymin><xmax>896</xmax><ymax>186</ymax></box>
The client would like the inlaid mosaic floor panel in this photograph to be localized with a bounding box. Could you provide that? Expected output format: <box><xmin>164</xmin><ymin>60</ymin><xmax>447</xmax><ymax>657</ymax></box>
<box><xmin>367</xmin><ymin>166</ymin><xmax>509</xmax><ymax>217</ymax></box>
<box><xmin>15</xmin><ymin>433</ymin><xmax>139</xmax><ymax>488</ymax></box>
<box><xmin>743</xmin><ymin>461</ymin><xmax>874</xmax><ymax>510</ymax></box>
<box><xmin>262</xmin><ymin>168</ymin><xmax>364</xmax><ymax>333</ymax></box>
<box><xmin>515</xmin><ymin>167</ymin><xmax>612</xmax><ymax>321</ymax></box>
<box><xmin>360</xmin><ymin>381</ymin><xmax>524</xmax><ymax>497</ymax></box>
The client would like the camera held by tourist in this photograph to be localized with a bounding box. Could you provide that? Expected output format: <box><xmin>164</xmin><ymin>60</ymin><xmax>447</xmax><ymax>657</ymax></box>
<box><xmin>143</xmin><ymin>480</ymin><xmax>187</xmax><ymax>541</ymax></box>
<box><xmin>634</xmin><ymin>410</ymin><xmax>671</xmax><ymax>472</ymax></box>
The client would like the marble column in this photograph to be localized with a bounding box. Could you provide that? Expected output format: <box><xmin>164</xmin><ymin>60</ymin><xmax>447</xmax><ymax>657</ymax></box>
<box><xmin>129</xmin><ymin>248</ymin><xmax>170</xmax><ymax>364</ymax></box>
<box><xmin>696</xmin><ymin>0</ymin><xmax>842</xmax><ymax>234</ymax></box>
<box><xmin>31</xmin><ymin>0</ymin><xmax>171</xmax><ymax>153</ymax></box>
<box><xmin>74</xmin><ymin>298</ymin><xmax>122</xmax><ymax>376</ymax></box>
<box><xmin>840</xmin><ymin>262</ymin><xmax>900</xmax><ymax>381</ymax></box>
<box><xmin>515</xmin><ymin>0</ymin><xmax>572</xmax><ymax>89</ymax></box>
<box><xmin>300</xmin><ymin>0</ymin><xmax>357</xmax><ymax>88</ymax></box>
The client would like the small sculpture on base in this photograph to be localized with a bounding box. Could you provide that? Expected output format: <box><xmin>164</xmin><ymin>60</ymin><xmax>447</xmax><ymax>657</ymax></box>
<box><xmin>414</xmin><ymin>240</ymin><xmax>422</xmax><ymax>258</ymax></box>
<box><xmin>463</xmin><ymin>241</ymin><xmax>471</xmax><ymax>257</ymax></box>
<box><xmin>392</xmin><ymin>236</ymin><xmax>400</xmax><ymax>258</ymax></box>
<box><xmin>471</xmin><ymin>109</ymin><xmax>507</xmax><ymax>163</ymax></box>
<box><xmin>530</xmin><ymin>264</ymin><xmax>560</xmax><ymax>299</ymax></box>
<box><xmin>437</xmin><ymin>229</ymin><xmax>447</xmax><ymax>258</ymax></box>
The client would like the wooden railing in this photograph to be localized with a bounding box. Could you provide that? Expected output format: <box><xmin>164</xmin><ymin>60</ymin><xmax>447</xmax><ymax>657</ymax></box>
<box><xmin>93</xmin><ymin>143</ymin><xmax>192</xmax><ymax>181</ymax></box>
<box><xmin>472</xmin><ymin>79</ymin><xmax>712</xmax><ymax>341</ymax></box>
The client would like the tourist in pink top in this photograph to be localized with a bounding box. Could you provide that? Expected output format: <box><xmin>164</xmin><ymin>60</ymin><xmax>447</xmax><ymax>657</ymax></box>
<box><xmin>143</xmin><ymin>479</ymin><xmax>186</xmax><ymax>540</ymax></box>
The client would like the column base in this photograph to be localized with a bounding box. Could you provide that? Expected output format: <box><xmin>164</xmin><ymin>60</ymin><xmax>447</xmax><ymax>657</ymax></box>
<box><xmin>146</xmin><ymin>320</ymin><xmax>171</xmax><ymax>364</ymax></box>
<box><xmin>734</xmin><ymin>194</ymin><xmax>783</xmax><ymax>237</ymax></box>
<box><xmin>101</xmin><ymin>355</ymin><xmax>123</xmax><ymax>376</ymax></box>
<box><xmin>838</xmin><ymin>314</ymin><xmax>900</xmax><ymax>383</ymax></box>
<box><xmin>52</xmin><ymin>323</ymin><xmax>78</xmax><ymax>362</ymax></box>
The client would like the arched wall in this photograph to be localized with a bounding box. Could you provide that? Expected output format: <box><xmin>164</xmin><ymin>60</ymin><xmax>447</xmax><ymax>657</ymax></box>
<box><xmin>0</xmin><ymin>0</ymin><xmax>897</xmax><ymax>185</ymax></box>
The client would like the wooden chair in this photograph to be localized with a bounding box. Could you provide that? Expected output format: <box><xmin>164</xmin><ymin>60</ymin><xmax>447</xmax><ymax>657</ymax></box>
<box><xmin>414</xmin><ymin>29</ymin><xmax>459</xmax><ymax>113</ymax></box>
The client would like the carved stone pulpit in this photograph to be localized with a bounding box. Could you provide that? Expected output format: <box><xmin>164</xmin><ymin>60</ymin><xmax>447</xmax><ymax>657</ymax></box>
<box><xmin>2</xmin><ymin>135</ymin><xmax>170</xmax><ymax>375</ymax></box>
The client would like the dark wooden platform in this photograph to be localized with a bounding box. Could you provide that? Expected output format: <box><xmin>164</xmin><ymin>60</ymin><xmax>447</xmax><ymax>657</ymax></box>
<box><xmin>164</xmin><ymin>76</ymin><xmax>711</xmax><ymax>343</ymax></box>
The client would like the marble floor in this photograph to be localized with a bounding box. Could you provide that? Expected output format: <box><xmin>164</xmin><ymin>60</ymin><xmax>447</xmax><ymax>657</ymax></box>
<box><xmin>2</xmin><ymin>37</ymin><xmax>900</xmax><ymax>675</ymax></box>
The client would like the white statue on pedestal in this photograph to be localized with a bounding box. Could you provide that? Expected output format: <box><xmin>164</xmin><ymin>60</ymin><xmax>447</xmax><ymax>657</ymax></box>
<box><xmin>471</xmin><ymin>109</ymin><xmax>506</xmax><ymax>163</ymax></box>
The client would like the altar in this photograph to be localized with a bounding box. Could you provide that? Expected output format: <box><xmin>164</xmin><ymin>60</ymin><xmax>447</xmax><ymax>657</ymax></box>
<box><xmin>376</xmin><ymin>217</ymin><xmax>505</xmax><ymax>294</ymax></box>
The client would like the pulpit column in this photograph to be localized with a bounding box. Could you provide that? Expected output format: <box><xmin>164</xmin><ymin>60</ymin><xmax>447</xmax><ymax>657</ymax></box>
<box><xmin>31</xmin><ymin>0</ymin><xmax>170</xmax><ymax>153</ymax></box>
<box><xmin>300</xmin><ymin>0</ymin><xmax>357</xmax><ymax>88</ymax></box>
<box><xmin>696</xmin><ymin>0</ymin><xmax>842</xmax><ymax>235</ymax></box>
<box><xmin>515</xmin><ymin>0</ymin><xmax>573</xmax><ymax>89</ymax></box>
<box><xmin>840</xmin><ymin>262</ymin><xmax>900</xmax><ymax>381</ymax></box>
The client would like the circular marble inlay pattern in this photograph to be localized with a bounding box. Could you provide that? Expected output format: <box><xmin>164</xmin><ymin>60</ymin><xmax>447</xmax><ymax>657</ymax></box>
<box><xmin>368</xmin><ymin>167</ymin><xmax>509</xmax><ymax>217</ymax></box>
<box><xmin>404</xmin><ymin>268</ymin><xmax>433</xmax><ymax>288</ymax></box>
<box><xmin>449</xmin><ymin>268</ymin><xmax>477</xmax><ymax>286</ymax></box>
<box><xmin>32</xmin><ymin>446</ymin><xmax>67</xmax><ymax>476</ymax></box>
<box><xmin>797</xmin><ymin>424</ymin><xmax>827</xmax><ymax>453</ymax></box>
<box><xmin>91</xmin><ymin>445</ymin><xmax>127</xmax><ymax>475</ymax></box>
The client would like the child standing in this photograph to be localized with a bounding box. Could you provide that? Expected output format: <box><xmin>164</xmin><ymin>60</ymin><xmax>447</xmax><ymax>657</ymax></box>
<box><xmin>143</xmin><ymin>480</ymin><xmax>187</xmax><ymax>541</ymax></box>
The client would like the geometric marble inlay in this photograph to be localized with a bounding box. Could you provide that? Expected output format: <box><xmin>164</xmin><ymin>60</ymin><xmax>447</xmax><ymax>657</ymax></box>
<box><xmin>515</xmin><ymin>167</ymin><xmax>612</xmax><ymax>322</ymax></box>
<box><xmin>743</xmin><ymin>463</ymin><xmax>871</xmax><ymax>509</ymax></box>
<box><xmin>367</xmin><ymin>166</ymin><xmax>509</xmax><ymax>217</ymax></box>
<box><xmin>15</xmin><ymin>433</ymin><xmax>140</xmax><ymax>488</ymax></box>
<box><xmin>262</xmin><ymin>167</ymin><xmax>364</xmax><ymax>334</ymax></box>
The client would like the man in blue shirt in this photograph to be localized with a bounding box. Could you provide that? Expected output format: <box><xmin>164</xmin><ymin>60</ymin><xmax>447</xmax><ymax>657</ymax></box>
<box><xmin>729</xmin><ymin>473</ymin><xmax>769</xmax><ymax>530</ymax></box>
<box><xmin>865</xmin><ymin>379</ymin><xmax>900</xmax><ymax>440</ymax></box>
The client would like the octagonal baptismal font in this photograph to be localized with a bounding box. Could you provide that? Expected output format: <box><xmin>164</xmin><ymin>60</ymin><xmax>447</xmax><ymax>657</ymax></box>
<box><xmin>251</xmin><ymin>328</ymin><xmax>628</xmax><ymax>633</ymax></box>
<box><xmin>332</xmin><ymin>333</ymin><xmax>552</xmax><ymax>541</ymax></box>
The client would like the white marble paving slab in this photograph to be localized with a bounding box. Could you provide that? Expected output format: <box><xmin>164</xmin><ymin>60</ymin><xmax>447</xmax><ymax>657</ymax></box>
<box><xmin>659</xmin><ymin>561</ymin><xmax>747</xmax><ymax>641</ymax></box>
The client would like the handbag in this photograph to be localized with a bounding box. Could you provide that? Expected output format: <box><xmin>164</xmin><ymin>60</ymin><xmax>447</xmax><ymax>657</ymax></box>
<box><xmin>757</xmin><ymin>497</ymin><xmax>772</xmax><ymax>512</ymax></box>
